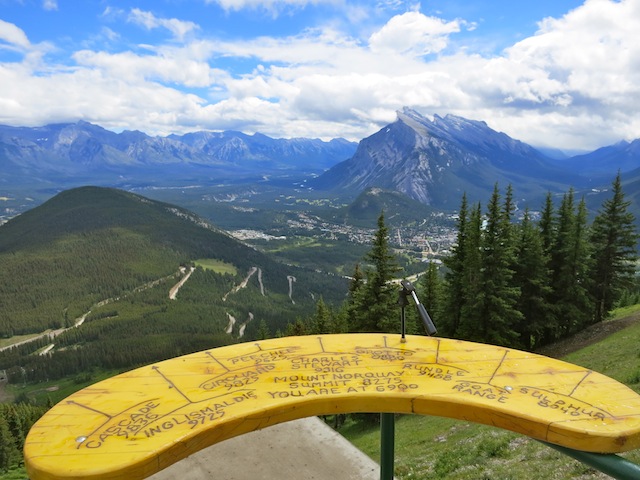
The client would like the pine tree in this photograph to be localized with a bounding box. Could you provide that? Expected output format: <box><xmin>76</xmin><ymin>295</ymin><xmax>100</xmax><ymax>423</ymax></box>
<box><xmin>328</xmin><ymin>308</ymin><xmax>349</xmax><ymax>334</ymax></box>
<box><xmin>442</xmin><ymin>194</ymin><xmax>468</xmax><ymax>336</ymax></box>
<box><xmin>457</xmin><ymin>202</ymin><xmax>484</xmax><ymax>340</ymax></box>
<box><xmin>348</xmin><ymin>263</ymin><xmax>364</xmax><ymax>298</ymax></box>
<box><xmin>416</xmin><ymin>262</ymin><xmax>444</xmax><ymax>335</ymax></box>
<box><xmin>350</xmin><ymin>212</ymin><xmax>400</xmax><ymax>333</ymax></box>
<box><xmin>343</xmin><ymin>263</ymin><xmax>364</xmax><ymax>330</ymax></box>
<box><xmin>476</xmin><ymin>185</ymin><xmax>521</xmax><ymax>346</ymax></box>
<box><xmin>285</xmin><ymin>318</ymin><xmax>308</xmax><ymax>336</ymax></box>
<box><xmin>4</xmin><ymin>405</ymin><xmax>24</xmax><ymax>451</ymax></box>
<box><xmin>503</xmin><ymin>184</ymin><xmax>515</xmax><ymax>226</ymax></box>
<box><xmin>0</xmin><ymin>416</ymin><xmax>18</xmax><ymax>472</ymax></box>
<box><xmin>419</xmin><ymin>261</ymin><xmax>442</xmax><ymax>322</ymax></box>
<box><xmin>256</xmin><ymin>319</ymin><xmax>271</xmax><ymax>340</ymax></box>
<box><xmin>539</xmin><ymin>192</ymin><xmax>556</xmax><ymax>257</ymax></box>
<box><xmin>513</xmin><ymin>209</ymin><xmax>554</xmax><ymax>349</ymax></box>
<box><xmin>310</xmin><ymin>297</ymin><xmax>332</xmax><ymax>334</ymax></box>
<box><xmin>550</xmin><ymin>190</ymin><xmax>593</xmax><ymax>337</ymax></box>
<box><xmin>590</xmin><ymin>173</ymin><xmax>638</xmax><ymax>323</ymax></box>
<box><xmin>572</xmin><ymin>197</ymin><xmax>595</xmax><ymax>330</ymax></box>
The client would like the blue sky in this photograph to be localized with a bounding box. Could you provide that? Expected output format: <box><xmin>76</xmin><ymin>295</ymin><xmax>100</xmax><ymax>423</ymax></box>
<box><xmin>0</xmin><ymin>0</ymin><xmax>638</xmax><ymax>150</ymax></box>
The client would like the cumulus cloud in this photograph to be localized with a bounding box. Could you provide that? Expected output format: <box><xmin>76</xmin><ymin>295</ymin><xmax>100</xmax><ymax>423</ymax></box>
<box><xmin>0</xmin><ymin>20</ymin><xmax>31</xmax><ymax>50</ymax></box>
<box><xmin>72</xmin><ymin>49</ymin><xmax>220</xmax><ymax>88</ymax></box>
<box><xmin>368</xmin><ymin>11</ymin><xmax>461</xmax><ymax>56</ymax></box>
<box><xmin>128</xmin><ymin>8</ymin><xmax>199</xmax><ymax>41</ymax></box>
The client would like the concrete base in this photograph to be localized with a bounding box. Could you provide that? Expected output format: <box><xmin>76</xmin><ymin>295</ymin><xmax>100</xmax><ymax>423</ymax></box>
<box><xmin>148</xmin><ymin>417</ymin><xmax>381</xmax><ymax>480</ymax></box>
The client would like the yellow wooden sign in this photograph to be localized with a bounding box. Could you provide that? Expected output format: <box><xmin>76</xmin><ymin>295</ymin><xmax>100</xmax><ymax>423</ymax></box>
<box><xmin>24</xmin><ymin>334</ymin><xmax>640</xmax><ymax>480</ymax></box>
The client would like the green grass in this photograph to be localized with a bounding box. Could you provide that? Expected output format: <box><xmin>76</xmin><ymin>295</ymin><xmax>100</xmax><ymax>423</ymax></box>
<box><xmin>7</xmin><ymin>368</ymin><xmax>123</xmax><ymax>406</ymax></box>
<box><xmin>194</xmin><ymin>258</ymin><xmax>237</xmax><ymax>275</ymax></box>
<box><xmin>0</xmin><ymin>466</ymin><xmax>28</xmax><ymax>480</ymax></box>
<box><xmin>563</xmin><ymin>319</ymin><xmax>640</xmax><ymax>393</ymax></box>
<box><xmin>609</xmin><ymin>303</ymin><xmax>640</xmax><ymax>320</ymax></box>
<box><xmin>342</xmin><ymin>414</ymin><xmax>640</xmax><ymax>480</ymax></box>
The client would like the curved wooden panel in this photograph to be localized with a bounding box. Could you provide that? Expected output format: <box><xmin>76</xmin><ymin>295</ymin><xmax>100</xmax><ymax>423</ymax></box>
<box><xmin>24</xmin><ymin>334</ymin><xmax>640</xmax><ymax>479</ymax></box>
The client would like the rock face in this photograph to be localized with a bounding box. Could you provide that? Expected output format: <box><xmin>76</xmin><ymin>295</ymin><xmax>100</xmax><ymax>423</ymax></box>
<box><xmin>313</xmin><ymin>107</ymin><xmax>580</xmax><ymax>207</ymax></box>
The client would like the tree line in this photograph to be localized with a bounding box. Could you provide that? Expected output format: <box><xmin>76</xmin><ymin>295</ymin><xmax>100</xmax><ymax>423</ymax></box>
<box><xmin>435</xmin><ymin>175</ymin><xmax>637</xmax><ymax>349</ymax></box>
<box><xmin>0</xmin><ymin>402</ymin><xmax>49</xmax><ymax>472</ymax></box>
<box><xmin>293</xmin><ymin>174</ymin><xmax>638</xmax><ymax>353</ymax></box>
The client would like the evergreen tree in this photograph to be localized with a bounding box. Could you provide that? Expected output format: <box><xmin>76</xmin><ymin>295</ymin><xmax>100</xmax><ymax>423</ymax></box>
<box><xmin>285</xmin><ymin>318</ymin><xmax>308</xmax><ymax>336</ymax></box>
<box><xmin>442</xmin><ymin>194</ymin><xmax>469</xmax><ymax>336</ymax></box>
<box><xmin>0</xmin><ymin>417</ymin><xmax>18</xmax><ymax>472</ymax></box>
<box><xmin>503</xmin><ymin>184</ymin><xmax>516</xmax><ymax>226</ymax></box>
<box><xmin>402</xmin><ymin>262</ymin><xmax>440</xmax><ymax>337</ymax></box>
<box><xmin>550</xmin><ymin>191</ymin><xmax>593</xmax><ymax>337</ymax></box>
<box><xmin>310</xmin><ymin>297</ymin><xmax>332</xmax><ymax>334</ymax></box>
<box><xmin>4</xmin><ymin>405</ymin><xmax>24</xmax><ymax>451</ymax></box>
<box><xmin>350</xmin><ymin>212</ymin><xmax>400</xmax><ymax>333</ymax></box>
<box><xmin>457</xmin><ymin>202</ymin><xmax>484</xmax><ymax>340</ymax></box>
<box><xmin>590</xmin><ymin>173</ymin><xmax>638</xmax><ymax>323</ymax></box>
<box><xmin>513</xmin><ymin>209</ymin><xmax>554</xmax><ymax>349</ymax></box>
<box><xmin>328</xmin><ymin>308</ymin><xmax>349</xmax><ymax>334</ymax></box>
<box><xmin>343</xmin><ymin>263</ymin><xmax>365</xmax><ymax>330</ymax></box>
<box><xmin>256</xmin><ymin>319</ymin><xmax>271</xmax><ymax>340</ymax></box>
<box><xmin>550</xmin><ymin>189</ymin><xmax>576</xmax><ymax>338</ymax></box>
<box><xmin>476</xmin><ymin>185</ymin><xmax>521</xmax><ymax>346</ymax></box>
<box><xmin>539</xmin><ymin>192</ymin><xmax>556</xmax><ymax>257</ymax></box>
<box><xmin>349</xmin><ymin>263</ymin><xmax>364</xmax><ymax>297</ymax></box>
<box><xmin>572</xmin><ymin>197</ymin><xmax>595</xmax><ymax>329</ymax></box>
<box><xmin>419</xmin><ymin>261</ymin><xmax>442</xmax><ymax>323</ymax></box>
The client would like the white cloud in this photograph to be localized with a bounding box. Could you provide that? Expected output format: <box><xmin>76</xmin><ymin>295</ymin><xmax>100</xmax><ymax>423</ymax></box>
<box><xmin>368</xmin><ymin>11</ymin><xmax>461</xmax><ymax>56</ymax></box>
<box><xmin>128</xmin><ymin>8</ymin><xmax>199</xmax><ymax>41</ymax></box>
<box><xmin>42</xmin><ymin>0</ymin><xmax>58</xmax><ymax>11</ymax></box>
<box><xmin>0</xmin><ymin>20</ymin><xmax>31</xmax><ymax>50</ymax></box>
<box><xmin>491</xmin><ymin>0</ymin><xmax>640</xmax><ymax>146</ymax></box>
<box><xmin>72</xmin><ymin>45</ymin><xmax>225</xmax><ymax>88</ymax></box>
<box><xmin>0</xmin><ymin>60</ymin><xmax>209</xmax><ymax>134</ymax></box>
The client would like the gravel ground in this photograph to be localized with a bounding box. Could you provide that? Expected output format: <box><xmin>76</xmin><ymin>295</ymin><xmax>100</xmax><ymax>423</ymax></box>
<box><xmin>148</xmin><ymin>416</ymin><xmax>382</xmax><ymax>480</ymax></box>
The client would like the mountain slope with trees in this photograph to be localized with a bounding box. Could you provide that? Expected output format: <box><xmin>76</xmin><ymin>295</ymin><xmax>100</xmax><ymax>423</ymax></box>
<box><xmin>0</xmin><ymin>186</ymin><xmax>347</xmax><ymax>385</ymax></box>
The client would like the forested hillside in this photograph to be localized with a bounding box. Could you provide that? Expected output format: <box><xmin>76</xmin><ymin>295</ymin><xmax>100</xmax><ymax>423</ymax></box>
<box><xmin>0</xmin><ymin>186</ymin><xmax>347</xmax><ymax>384</ymax></box>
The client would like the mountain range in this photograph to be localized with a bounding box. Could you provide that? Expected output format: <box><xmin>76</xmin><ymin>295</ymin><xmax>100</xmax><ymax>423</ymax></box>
<box><xmin>2</xmin><ymin>108</ymin><xmax>640</xmax><ymax>217</ymax></box>
<box><xmin>0</xmin><ymin>121</ymin><xmax>356</xmax><ymax>180</ymax></box>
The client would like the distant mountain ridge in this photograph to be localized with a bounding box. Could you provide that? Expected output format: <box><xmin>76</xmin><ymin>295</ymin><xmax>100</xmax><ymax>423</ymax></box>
<box><xmin>550</xmin><ymin>139</ymin><xmax>640</xmax><ymax>175</ymax></box>
<box><xmin>2</xmin><ymin>111</ymin><xmax>640</xmax><ymax>216</ymax></box>
<box><xmin>312</xmin><ymin>108</ymin><xmax>638</xmax><ymax>208</ymax></box>
<box><xmin>0</xmin><ymin>121</ymin><xmax>357</xmax><ymax>180</ymax></box>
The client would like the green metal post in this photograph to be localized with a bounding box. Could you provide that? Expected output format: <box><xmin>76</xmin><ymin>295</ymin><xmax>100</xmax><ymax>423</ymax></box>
<box><xmin>541</xmin><ymin>442</ymin><xmax>640</xmax><ymax>480</ymax></box>
<box><xmin>380</xmin><ymin>413</ymin><xmax>395</xmax><ymax>480</ymax></box>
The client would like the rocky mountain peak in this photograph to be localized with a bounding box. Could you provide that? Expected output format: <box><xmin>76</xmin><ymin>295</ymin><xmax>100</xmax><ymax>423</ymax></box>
<box><xmin>313</xmin><ymin>107</ymin><xmax>579</xmax><ymax>207</ymax></box>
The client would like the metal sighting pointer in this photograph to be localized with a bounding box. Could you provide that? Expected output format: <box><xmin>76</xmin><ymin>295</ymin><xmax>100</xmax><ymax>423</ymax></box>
<box><xmin>400</xmin><ymin>279</ymin><xmax>437</xmax><ymax>337</ymax></box>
